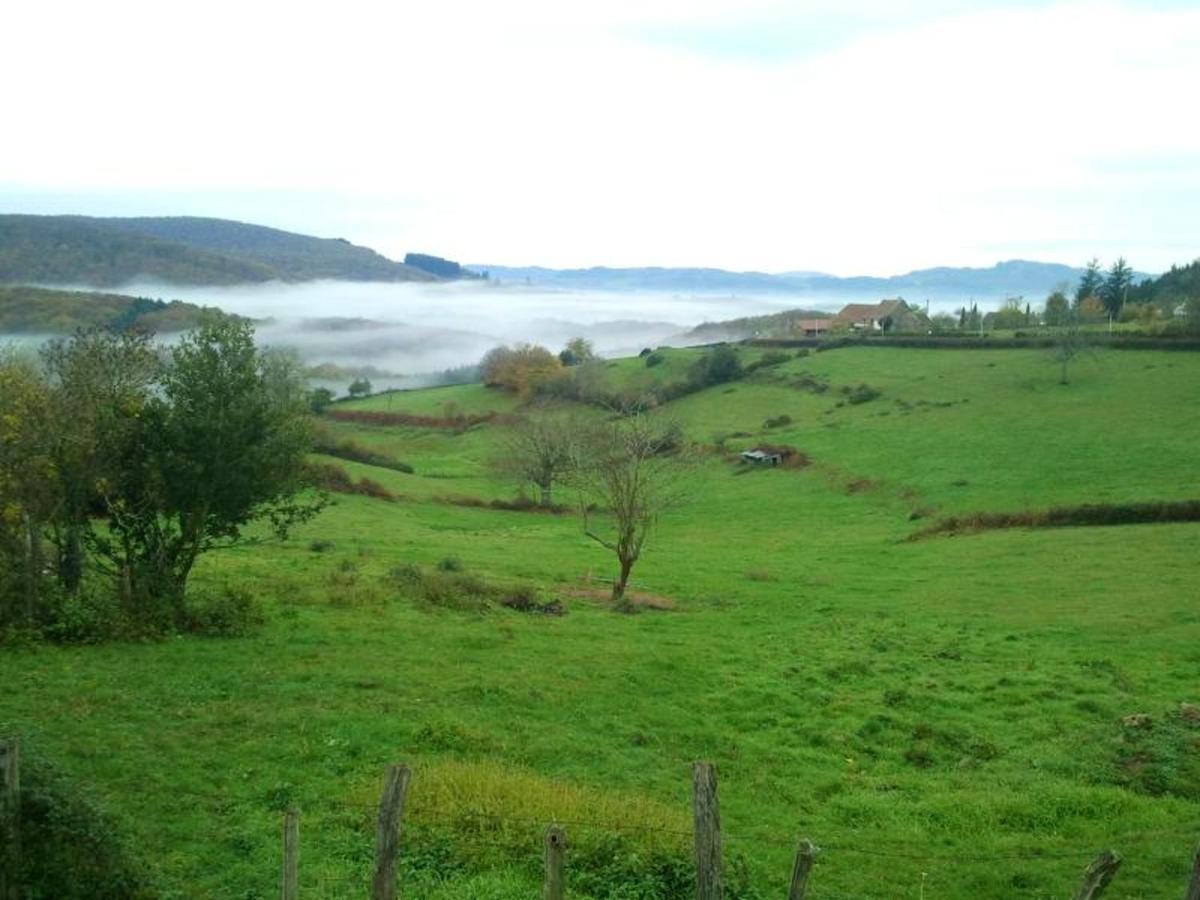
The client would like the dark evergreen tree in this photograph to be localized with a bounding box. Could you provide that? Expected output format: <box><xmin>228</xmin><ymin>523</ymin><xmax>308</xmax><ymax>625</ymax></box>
<box><xmin>1075</xmin><ymin>258</ymin><xmax>1103</xmax><ymax>307</ymax></box>
<box><xmin>1100</xmin><ymin>257</ymin><xmax>1133</xmax><ymax>318</ymax></box>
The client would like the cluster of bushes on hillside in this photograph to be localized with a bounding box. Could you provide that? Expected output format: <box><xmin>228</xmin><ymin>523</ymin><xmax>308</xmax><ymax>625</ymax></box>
<box><xmin>0</xmin><ymin>285</ymin><xmax>221</xmax><ymax>334</ymax></box>
<box><xmin>305</xmin><ymin>461</ymin><xmax>400</xmax><ymax>503</ymax></box>
<box><xmin>0</xmin><ymin>317</ymin><xmax>323</xmax><ymax>642</ymax></box>
<box><xmin>528</xmin><ymin>343</ymin><xmax>790</xmax><ymax>411</ymax></box>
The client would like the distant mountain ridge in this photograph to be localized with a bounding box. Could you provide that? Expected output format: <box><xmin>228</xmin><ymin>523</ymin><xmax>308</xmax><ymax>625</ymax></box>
<box><xmin>471</xmin><ymin>260</ymin><xmax>1154</xmax><ymax>298</ymax></box>
<box><xmin>0</xmin><ymin>215</ymin><xmax>438</xmax><ymax>287</ymax></box>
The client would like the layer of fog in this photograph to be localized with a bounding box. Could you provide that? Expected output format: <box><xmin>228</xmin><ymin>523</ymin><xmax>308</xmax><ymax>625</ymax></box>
<box><xmin>37</xmin><ymin>279</ymin><xmax>1011</xmax><ymax>390</ymax></box>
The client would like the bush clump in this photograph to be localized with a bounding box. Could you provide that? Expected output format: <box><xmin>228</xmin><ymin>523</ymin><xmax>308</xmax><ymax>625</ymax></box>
<box><xmin>843</xmin><ymin>383</ymin><xmax>882</xmax><ymax>404</ymax></box>
<box><xmin>6</xmin><ymin>748</ymin><xmax>155</xmax><ymax>898</ymax></box>
<box><xmin>644</xmin><ymin>351</ymin><xmax>666</xmax><ymax>368</ymax></box>
<box><xmin>180</xmin><ymin>586</ymin><xmax>265</xmax><ymax>637</ymax></box>
<box><xmin>763</xmin><ymin>414</ymin><xmax>792</xmax><ymax>429</ymax></box>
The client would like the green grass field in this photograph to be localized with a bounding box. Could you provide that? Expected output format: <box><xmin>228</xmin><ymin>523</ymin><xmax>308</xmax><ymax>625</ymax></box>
<box><xmin>4</xmin><ymin>345</ymin><xmax>1199</xmax><ymax>898</ymax></box>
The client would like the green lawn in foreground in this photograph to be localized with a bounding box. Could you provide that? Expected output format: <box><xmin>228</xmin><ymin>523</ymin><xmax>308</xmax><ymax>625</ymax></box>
<box><xmin>3</xmin><ymin>344</ymin><xmax>1198</xmax><ymax>898</ymax></box>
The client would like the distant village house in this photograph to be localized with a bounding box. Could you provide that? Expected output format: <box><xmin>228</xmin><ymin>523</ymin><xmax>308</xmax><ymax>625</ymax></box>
<box><xmin>833</xmin><ymin>299</ymin><xmax>926</xmax><ymax>333</ymax></box>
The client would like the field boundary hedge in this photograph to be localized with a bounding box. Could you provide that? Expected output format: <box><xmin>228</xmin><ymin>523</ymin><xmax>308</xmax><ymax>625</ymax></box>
<box><xmin>326</xmin><ymin>408</ymin><xmax>500</xmax><ymax>429</ymax></box>
<box><xmin>748</xmin><ymin>335</ymin><xmax>1200</xmax><ymax>352</ymax></box>
<box><xmin>910</xmin><ymin>499</ymin><xmax>1200</xmax><ymax>539</ymax></box>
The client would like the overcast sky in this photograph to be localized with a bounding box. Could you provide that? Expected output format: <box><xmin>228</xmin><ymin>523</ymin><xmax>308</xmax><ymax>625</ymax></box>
<box><xmin>2</xmin><ymin>0</ymin><xmax>1197</xmax><ymax>275</ymax></box>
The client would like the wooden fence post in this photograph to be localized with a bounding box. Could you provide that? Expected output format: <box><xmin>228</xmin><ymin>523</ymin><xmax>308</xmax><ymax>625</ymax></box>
<box><xmin>788</xmin><ymin>839</ymin><xmax>816</xmax><ymax>900</ymax></box>
<box><xmin>543</xmin><ymin>825</ymin><xmax>566</xmax><ymax>900</ymax></box>
<box><xmin>1</xmin><ymin>738</ymin><xmax>19</xmax><ymax>900</ymax></box>
<box><xmin>370</xmin><ymin>764</ymin><xmax>411</xmax><ymax>900</ymax></box>
<box><xmin>1185</xmin><ymin>843</ymin><xmax>1200</xmax><ymax>900</ymax></box>
<box><xmin>281</xmin><ymin>807</ymin><xmax>299</xmax><ymax>900</ymax></box>
<box><xmin>1073</xmin><ymin>850</ymin><xmax>1121</xmax><ymax>900</ymax></box>
<box><xmin>692</xmin><ymin>761</ymin><xmax>723</xmax><ymax>900</ymax></box>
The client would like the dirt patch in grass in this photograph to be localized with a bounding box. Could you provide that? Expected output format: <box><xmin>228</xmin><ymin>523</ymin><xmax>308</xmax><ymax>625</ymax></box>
<box><xmin>567</xmin><ymin>585</ymin><xmax>678</xmax><ymax>611</ymax></box>
<box><xmin>845</xmin><ymin>478</ymin><xmax>879</xmax><ymax>494</ymax></box>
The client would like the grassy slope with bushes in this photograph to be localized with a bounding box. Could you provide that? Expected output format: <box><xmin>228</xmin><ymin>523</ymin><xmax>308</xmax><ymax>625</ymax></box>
<box><xmin>0</xmin><ymin>285</ymin><xmax>228</xmax><ymax>333</ymax></box>
<box><xmin>3</xmin><ymin>345</ymin><xmax>1199</xmax><ymax>898</ymax></box>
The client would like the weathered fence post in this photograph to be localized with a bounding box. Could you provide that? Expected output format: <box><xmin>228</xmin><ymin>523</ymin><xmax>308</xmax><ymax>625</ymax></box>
<box><xmin>1073</xmin><ymin>850</ymin><xmax>1121</xmax><ymax>900</ymax></box>
<box><xmin>692</xmin><ymin>761</ymin><xmax>723</xmax><ymax>900</ymax></box>
<box><xmin>370</xmin><ymin>764</ymin><xmax>412</xmax><ymax>900</ymax></box>
<box><xmin>788</xmin><ymin>839</ymin><xmax>816</xmax><ymax>900</ymax></box>
<box><xmin>1185</xmin><ymin>843</ymin><xmax>1200</xmax><ymax>900</ymax></box>
<box><xmin>543</xmin><ymin>825</ymin><xmax>566</xmax><ymax>900</ymax></box>
<box><xmin>281</xmin><ymin>807</ymin><xmax>299</xmax><ymax>900</ymax></box>
<box><xmin>1</xmin><ymin>738</ymin><xmax>19</xmax><ymax>900</ymax></box>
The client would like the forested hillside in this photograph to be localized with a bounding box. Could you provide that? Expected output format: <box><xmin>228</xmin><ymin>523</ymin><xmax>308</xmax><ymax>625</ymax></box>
<box><xmin>1129</xmin><ymin>258</ymin><xmax>1200</xmax><ymax>308</ymax></box>
<box><xmin>0</xmin><ymin>285</ymin><xmax>223</xmax><ymax>332</ymax></box>
<box><xmin>0</xmin><ymin>215</ymin><xmax>440</xmax><ymax>286</ymax></box>
<box><xmin>99</xmin><ymin>216</ymin><xmax>435</xmax><ymax>282</ymax></box>
<box><xmin>0</xmin><ymin>216</ymin><xmax>276</xmax><ymax>286</ymax></box>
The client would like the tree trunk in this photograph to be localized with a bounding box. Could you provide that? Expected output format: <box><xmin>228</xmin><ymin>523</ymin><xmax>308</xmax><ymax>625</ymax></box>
<box><xmin>538</xmin><ymin>481</ymin><xmax>552</xmax><ymax>508</ymax></box>
<box><xmin>58</xmin><ymin>525</ymin><xmax>84</xmax><ymax>594</ymax></box>
<box><xmin>22</xmin><ymin>514</ymin><xmax>41</xmax><ymax>625</ymax></box>
<box><xmin>611</xmin><ymin>555</ymin><xmax>635</xmax><ymax>610</ymax></box>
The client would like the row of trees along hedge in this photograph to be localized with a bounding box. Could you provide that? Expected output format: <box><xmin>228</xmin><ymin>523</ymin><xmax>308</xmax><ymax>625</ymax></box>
<box><xmin>0</xmin><ymin>316</ymin><xmax>322</xmax><ymax>639</ymax></box>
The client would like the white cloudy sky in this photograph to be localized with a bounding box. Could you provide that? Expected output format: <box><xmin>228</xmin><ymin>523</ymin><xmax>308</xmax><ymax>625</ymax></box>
<box><xmin>2</xmin><ymin>0</ymin><xmax>1197</xmax><ymax>275</ymax></box>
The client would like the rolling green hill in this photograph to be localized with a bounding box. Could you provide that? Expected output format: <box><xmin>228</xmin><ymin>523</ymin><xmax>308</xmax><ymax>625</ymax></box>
<box><xmin>2</xmin><ymin>343</ymin><xmax>1198</xmax><ymax>897</ymax></box>
<box><xmin>0</xmin><ymin>215</ymin><xmax>439</xmax><ymax>286</ymax></box>
<box><xmin>0</xmin><ymin>285</ymin><xmax>225</xmax><ymax>333</ymax></box>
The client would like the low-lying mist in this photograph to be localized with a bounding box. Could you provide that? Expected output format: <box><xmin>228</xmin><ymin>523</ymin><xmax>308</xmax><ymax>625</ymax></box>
<box><xmin>105</xmin><ymin>279</ymin><xmax>841</xmax><ymax>377</ymax></box>
<box><xmin>19</xmin><ymin>279</ymin><xmax>1007</xmax><ymax>391</ymax></box>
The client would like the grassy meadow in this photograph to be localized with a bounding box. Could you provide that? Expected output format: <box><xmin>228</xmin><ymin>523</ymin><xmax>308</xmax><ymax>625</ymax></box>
<box><xmin>3</xmin><ymin>344</ymin><xmax>1199</xmax><ymax>898</ymax></box>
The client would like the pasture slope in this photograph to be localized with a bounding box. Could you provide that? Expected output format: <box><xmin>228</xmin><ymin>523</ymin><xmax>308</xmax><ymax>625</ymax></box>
<box><xmin>3</xmin><ymin>345</ymin><xmax>1199</xmax><ymax>898</ymax></box>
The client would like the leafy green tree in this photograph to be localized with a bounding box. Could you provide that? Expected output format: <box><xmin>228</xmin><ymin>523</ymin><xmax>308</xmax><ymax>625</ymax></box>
<box><xmin>1043</xmin><ymin>291</ymin><xmax>1070</xmax><ymax>327</ymax></box>
<box><xmin>348</xmin><ymin>377</ymin><xmax>372</xmax><ymax>398</ymax></box>
<box><xmin>42</xmin><ymin>330</ymin><xmax>160</xmax><ymax>595</ymax></box>
<box><xmin>308</xmin><ymin>387</ymin><xmax>335</xmax><ymax>413</ymax></box>
<box><xmin>0</xmin><ymin>354</ymin><xmax>58</xmax><ymax>626</ymax></box>
<box><xmin>90</xmin><ymin>317</ymin><xmax>323</xmax><ymax>624</ymax></box>
<box><xmin>1075</xmin><ymin>258</ymin><xmax>1103</xmax><ymax>307</ymax></box>
<box><xmin>1100</xmin><ymin>257</ymin><xmax>1133</xmax><ymax>319</ymax></box>
<box><xmin>558</xmin><ymin>337</ymin><xmax>597</xmax><ymax>367</ymax></box>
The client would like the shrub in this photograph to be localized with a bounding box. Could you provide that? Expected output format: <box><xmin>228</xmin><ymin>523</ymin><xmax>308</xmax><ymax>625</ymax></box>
<box><xmin>41</xmin><ymin>585</ymin><xmax>127</xmax><ymax>644</ymax></box>
<box><xmin>745</xmin><ymin>350</ymin><xmax>791</xmax><ymax>373</ymax></box>
<box><xmin>644</xmin><ymin>351</ymin><xmax>666</xmax><ymax>368</ymax></box>
<box><xmin>688</xmin><ymin>344</ymin><xmax>743</xmax><ymax>388</ymax></box>
<box><xmin>9</xmin><ymin>748</ymin><xmax>154</xmax><ymax>898</ymax></box>
<box><xmin>181</xmin><ymin>586</ymin><xmax>265</xmax><ymax>637</ymax></box>
<box><xmin>437</xmin><ymin>556</ymin><xmax>464</xmax><ymax>572</ymax></box>
<box><xmin>843</xmin><ymin>383</ymin><xmax>882</xmax><ymax>404</ymax></box>
<box><xmin>308</xmin><ymin>539</ymin><xmax>335</xmax><ymax>553</ymax></box>
<box><xmin>763</xmin><ymin>414</ymin><xmax>792</xmax><ymax>428</ymax></box>
<box><xmin>499</xmin><ymin>583</ymin><xmax>565</xmax><ymax>615</ymax></box>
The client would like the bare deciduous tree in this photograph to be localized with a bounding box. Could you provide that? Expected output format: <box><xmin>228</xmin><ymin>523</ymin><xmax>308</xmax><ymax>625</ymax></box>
<box><xmin>571</xmin><ymin>413</ymin><xmax>690</xmax><ymax>610</ymax></box>
<box><xmin>494</xmin><ymin>408</ymin><xmax>581</xmax><ymax>507</ymax></box>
